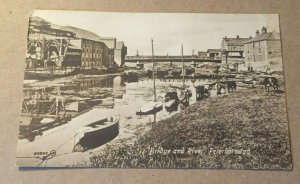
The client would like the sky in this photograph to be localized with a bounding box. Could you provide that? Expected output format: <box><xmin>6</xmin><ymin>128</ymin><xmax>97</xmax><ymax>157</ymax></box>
<box><xmin>32</xmin><ymin>11</ymin><xmax>280</xmax><ymax>56</ymax></box>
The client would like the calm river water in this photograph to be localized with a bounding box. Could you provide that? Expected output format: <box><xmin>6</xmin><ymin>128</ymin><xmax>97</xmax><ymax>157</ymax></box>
<box><xmin>17</xmin><ymin>75</ymin><xmax>215</xmax><ymax>167</ymax></box>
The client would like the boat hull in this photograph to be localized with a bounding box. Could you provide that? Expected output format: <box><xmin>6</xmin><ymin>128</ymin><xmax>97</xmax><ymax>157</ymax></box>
<box><xmin>73</xmin><ymin>118</ymin><xmax>119</xmax><ymax>152</ymax></box>
<box><xmin>136</xmin><ymin>103</ymin><xmax>163</xmax><ymax>115</ymax></box>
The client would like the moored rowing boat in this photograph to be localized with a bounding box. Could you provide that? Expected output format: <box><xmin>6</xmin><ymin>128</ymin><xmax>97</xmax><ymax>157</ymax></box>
<box><xmin>73</xmin><ymin>115</ymin><xmax>119</xmax><ymax>152</ymax></box>
<box><xmin>136</xmin><ymin>101</ymin><xmax>163</xmax><ymax>115</ymax></box>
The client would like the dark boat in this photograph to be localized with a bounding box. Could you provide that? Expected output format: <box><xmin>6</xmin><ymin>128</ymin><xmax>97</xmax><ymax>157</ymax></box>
<box><xmin>73</xmin><ymin>116</ymin><xmax>119</xmax><ymax>152</ymax></box>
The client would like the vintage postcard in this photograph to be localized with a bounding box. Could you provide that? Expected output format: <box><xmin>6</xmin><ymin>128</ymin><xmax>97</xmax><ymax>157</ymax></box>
<box><xmin>16</xmin><ymin>11</ymin><xmax>292</xmax><ymax>170</ymax></box>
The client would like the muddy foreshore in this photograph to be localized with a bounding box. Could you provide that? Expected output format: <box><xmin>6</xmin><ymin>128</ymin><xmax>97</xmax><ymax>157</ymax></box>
<box><xmin>89</xmin><ymin>85</ymin><xmax>292</xmax><ymax>170</ymax></box>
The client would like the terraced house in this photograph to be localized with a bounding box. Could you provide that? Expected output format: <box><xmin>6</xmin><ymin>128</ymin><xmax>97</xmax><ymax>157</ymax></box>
<box><xmin>244</xmin><ymin>27</ymin><xmax>282</xmax><ymax>72</ymax></box>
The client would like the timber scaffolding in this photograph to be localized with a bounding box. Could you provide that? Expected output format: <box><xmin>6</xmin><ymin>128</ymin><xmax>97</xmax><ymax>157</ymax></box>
<box><xmin>19</xmin><ymin>86</ymin><xmax>103</xmax><ymax>141</ymax></box>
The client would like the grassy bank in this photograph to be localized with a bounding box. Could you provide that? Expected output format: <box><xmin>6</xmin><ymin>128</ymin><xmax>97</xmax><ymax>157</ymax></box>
<box><xmin>90</xmin><ymin>87</ymin><xmax>292</xmax><ymax>170</ymax></box>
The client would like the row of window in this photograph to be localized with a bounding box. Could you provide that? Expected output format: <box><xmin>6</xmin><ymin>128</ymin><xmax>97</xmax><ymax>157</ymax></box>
<box><xmin>82</xmin><ymin>47</ymin><xmax>104</xmax><ymax>54</ymax></box>
<box><xmin>227</xmin><ymin>46</ymin><xmax>243</xmax><ymax>51</ymax></box>
<box><xmin>82</xmin><ymin>57</ymin><xmax>103</xmax><ymax>62</ymax></box>
<box><xmin>82</xmin><ymin>52</ymin><xmax>104</xmax><ymax>58</ymax></box>
<box><xmin>246</xmin><ymin>54</ymin><xmax>265</xmax><ymax>62</ymax></box>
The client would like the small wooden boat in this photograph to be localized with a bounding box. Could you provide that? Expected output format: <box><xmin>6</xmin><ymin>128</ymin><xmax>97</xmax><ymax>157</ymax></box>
<box><xmin>136</xmin><ymin>101</ymin><xmax>163</xmax><ymax>116</ymax></box>
<box><xmin>135</xmin><ymin>39</ymin><xmax>163</xmax><ymax>117</ymax></box>
<box><xmin>73</xmin><ymin>115</ymin><xmax>119</xmax><ymax>152</ymax></box>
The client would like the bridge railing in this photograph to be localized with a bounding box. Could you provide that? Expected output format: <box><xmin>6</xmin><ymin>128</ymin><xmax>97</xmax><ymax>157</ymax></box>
<box><xmin>125</xmin><ymin>55</ymin><xmax>222</xmax><ymax>60</ymax></box>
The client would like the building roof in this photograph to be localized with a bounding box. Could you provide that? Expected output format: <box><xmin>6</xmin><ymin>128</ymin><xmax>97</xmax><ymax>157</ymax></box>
<box><xmin>48</xmin><ymin>24</ymin><xmax>74</xmax><ymax>34</ymax></box>
<box><xmin>61</xmin><ymin>26</ymin><xmax>101</xmax><ymax>41</ymax></box>
<box><xmin>99</xmin><ymin>37</ymin><xmax>116</xmax><ymax>49</ymax></box>
<box><xmin>244</xmin><ymin>32</ymin><xmax>280</xmax><ymax>44</ymax></box>
<box><xmin>99</xmin><ymin>37</ymin><xmax>116</xmax><ymax>40</ymax></box>
<box><xmin>223</xmin><ymin>37</ymin><xmax>251</xmax><ymax>46</ymax></box>
<box><xmin>207</xmin><ymin>49</ymin><xmax>220</xmax><ymax>53</ymax></box>
<box><xmin>29</xmin><ymin>16</ymin><xmax>51</xmax><ymax>25</ymax></box>
<box><xmin>116</xmin><ymin>41</ymin><xmax>125</xmax><ymax>49</ymax></box>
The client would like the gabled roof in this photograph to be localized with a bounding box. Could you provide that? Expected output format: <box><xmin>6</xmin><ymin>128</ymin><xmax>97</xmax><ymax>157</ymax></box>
<box><xmin>223</xmin><ymin>37</ymin><xmax>251</xmax><ymax>46</ymax></box>
<box><xmin>244</xmin><ymin>32</ymin><xmax>280</xmax><ymax>44</ymax></box>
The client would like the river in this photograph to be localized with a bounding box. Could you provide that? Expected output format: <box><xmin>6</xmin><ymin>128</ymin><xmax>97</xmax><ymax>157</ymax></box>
<box><xmin>17</xmin><ymin>75</ymin><xmax>216</xmax><ymax>167</ymax></box>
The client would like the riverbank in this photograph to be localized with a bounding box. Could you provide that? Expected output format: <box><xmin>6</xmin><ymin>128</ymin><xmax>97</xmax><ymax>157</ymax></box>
<box><xmin>90</xmin><ymin>86</ymin><xmax>292</xmax><ymax>170</ymax></box>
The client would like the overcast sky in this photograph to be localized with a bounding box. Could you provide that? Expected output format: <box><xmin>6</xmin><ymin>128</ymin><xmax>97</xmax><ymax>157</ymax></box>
<box><xmin>32</xmin><ymin>11</ymin><xmax>280</xmax><ymax>56</ymax></box>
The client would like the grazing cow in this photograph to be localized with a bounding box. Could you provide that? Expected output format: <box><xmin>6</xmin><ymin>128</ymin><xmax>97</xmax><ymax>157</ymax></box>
<box><xmin>215</xmin><ymin>83</ymin><xmax>226</xmax><ymax>94</ymax></box>
<box><xmin>227</xmin><ymin>81</ymin><xmax>237</xmax><ymax>93</ymax></box>
<box><xmin>263</xmin><ymin>77</ymin><xmax>279</xmax><ymax>93</ymax></box>
<box><xmin>165</xmin><ymin>91</ymin><xmax>179</xmax><ymax>101</ymax></box>
<box><xmin>178</xmin><ymin>89</ymin><xmax>192</xmax><ymax>107</ymax></box>
<box><xmin>195</xmin><ymin>85</ymin><xmax>205</xmax><ymax>101</ymax></box>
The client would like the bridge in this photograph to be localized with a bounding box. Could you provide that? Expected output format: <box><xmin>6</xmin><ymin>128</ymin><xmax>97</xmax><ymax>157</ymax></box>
<box><xmin>125</xmin><ymin>55</ymin><xmax>222</xmax><ymax>63</ymax></box>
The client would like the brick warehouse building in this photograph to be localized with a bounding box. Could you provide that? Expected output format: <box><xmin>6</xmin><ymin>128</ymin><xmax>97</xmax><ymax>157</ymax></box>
<box><xmin>62</xmin><ymin>26</ymin><xmax>111</xmax><ymax>69</ymax></box>
<box><xmin>99</xmin><ymin>37</ymin><xmax>117</xmax><ymax>68</ymax></box>
<box><xmin>244</xmin><ymin>27</ymin><xmax>282</xmax><ymax>72</ymax></box>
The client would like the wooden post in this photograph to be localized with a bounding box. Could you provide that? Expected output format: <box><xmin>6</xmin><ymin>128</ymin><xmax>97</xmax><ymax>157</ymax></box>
<box><xmin>182</xmin><ymin>44</ymin><xmax>185</xmax><ymax>86</ymax></box>
<box><xmin>151</xmin><ymin>39</ymin><xmax>156</xmax><ymax>102</ymax></box>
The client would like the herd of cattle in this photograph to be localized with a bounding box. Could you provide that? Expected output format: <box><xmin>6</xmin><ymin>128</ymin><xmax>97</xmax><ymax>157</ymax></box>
<box><xmin>195</xmin><ymin>81</ymin><xmax>236</xmax><ymax>101</ymax></box>
<box><xmin>164</xmin><ymin>76</ymin><xmax>280</xmax><ymax>112</ymax></box>
<box><xmin>194</xmin><ymin>76</ymin><xmax>280</xmax><ymax>101</ymax></box>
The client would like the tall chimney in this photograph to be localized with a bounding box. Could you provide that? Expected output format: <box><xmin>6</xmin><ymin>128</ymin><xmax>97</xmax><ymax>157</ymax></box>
<box><xmin>256</xmin><ymin>30</ymin><xmax>260</xmax><ymax>36</ymax></box>
<box><xmin>261</xmin><ymin>26</ymin><xmax>267</xmax><ymax>34</ymax></box>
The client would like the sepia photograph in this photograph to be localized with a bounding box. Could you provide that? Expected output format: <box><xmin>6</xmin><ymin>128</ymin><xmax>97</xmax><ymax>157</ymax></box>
<box><xmin>16</xmin><ymin>11</ymin><xmax>292</xmax><ymax>170</ymax></box>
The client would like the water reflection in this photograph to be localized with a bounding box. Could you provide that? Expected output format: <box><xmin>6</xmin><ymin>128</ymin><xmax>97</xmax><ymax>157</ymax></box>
<box><xmin>59</xmin><ymin>75</ymin><xmax>126</xmax><ymax>99</ymax></box>
<box><xmin>18</xmin><ymin>76</ymin><xmax>205</xmax><ymax>166</ymax></box>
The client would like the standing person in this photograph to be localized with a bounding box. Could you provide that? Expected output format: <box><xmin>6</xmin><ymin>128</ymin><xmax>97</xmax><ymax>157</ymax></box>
<box><xmin>44</xmin><ymin>59</ymin><xmax>48</xmax><ymax>67</ymax></box>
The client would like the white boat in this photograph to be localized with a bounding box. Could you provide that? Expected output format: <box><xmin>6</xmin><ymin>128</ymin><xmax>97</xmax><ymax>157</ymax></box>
<box><xmin>136</xmin><ymin>39</ymin><xmax>163</xmax><ymax>116</ymax></box>
<box><xmin>136</xmin><ymin>101</ymin><xmax>163</xmax><ymax>115</ymax></box>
